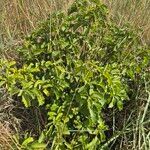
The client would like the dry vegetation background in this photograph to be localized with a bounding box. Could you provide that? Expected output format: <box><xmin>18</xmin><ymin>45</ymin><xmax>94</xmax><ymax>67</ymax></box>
<box><xmin>0</xmin><ymin>0</ymin><xmax>150</xmax><ymax>44</ymax></box>
<box><xmin>0</xmin><ymin>0</ymin><xmax>150</xmax><ymax>149</ymax></box>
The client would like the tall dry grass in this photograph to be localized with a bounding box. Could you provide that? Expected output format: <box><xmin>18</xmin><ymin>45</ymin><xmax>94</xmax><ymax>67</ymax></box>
<box><xmin>0</xmin><ymin>0</ymin><xmax>74</xmax><ymax>59</ymax></box>
<box><xmin>102</xmin><ymin>0</ymin><xmax>150</xmax><ymax>45</ymax></box>
<box><xmin>0</xmin><ymin>123</ymin><xmax>16</xmax><ymax>150</ymax></box>
<box><xmin>1</xmin><ymin>0</ymin><xmax>149</xmax><ymax>46</ymax></box>
<box><xmin>0</xmin><ymin>0</ymin><xmax>73</xmax><ymax>37</ymax></box>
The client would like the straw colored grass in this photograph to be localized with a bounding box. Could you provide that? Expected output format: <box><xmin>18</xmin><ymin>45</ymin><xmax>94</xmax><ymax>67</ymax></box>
<box><xmin>0</xmin><ymin>0</ymin><xmax>74</xmax><ymax>59</ymax></box>
<box><xmin>0</xmin><ymin>123</ymin><xmax>14</xmax><ymax>150</ymax></box>
<box><xmin>102</xmin><ymin>0</ymin><xmax>150</xmax><ymax>45</ymax></box>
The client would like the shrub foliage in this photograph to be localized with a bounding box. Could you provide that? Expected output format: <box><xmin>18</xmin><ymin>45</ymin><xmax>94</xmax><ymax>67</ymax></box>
<box><xmin>0</xmin><ymin>0</ymin><xmax>149</xmax><ymax>149</ymax></box>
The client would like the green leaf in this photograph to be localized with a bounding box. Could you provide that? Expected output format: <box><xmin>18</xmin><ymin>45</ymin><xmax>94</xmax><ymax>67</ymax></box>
<box><xmin>38</xmin><ymin>132</ymin><xmax>45</xmax><ymax>143</ymax></box>
<box><xmin>43</xmin><ymin>88</ymin><xmax>50</xmax><ymax>96</ymax></box>
<box><xmin>87</xmin><ymin>98</ymin><xmax>97</xmax><ymax>123</ymax></box>
<box><xmin>32</xmin><ymin>88</ymin><xmax>45</xmax><ymax>106</ymax></box>
<box><xmin>56</xmin><ymin>113</ymin><xmax>63</xmax><ymax>121</ymax></box>
<box><xmin>78</xmin><ymin>85</ymin><xmax>86</xmax><ymax>93</ymax></box>
<box><xmin>26</xmin><ymin>90</ymin><xmax>36</xmax><ymax>99</ymax></box>
<box><xmin>0</xmin><ymin>80</ymin><xmax>5</xmax><ymax>87</ymax></box>
<box><xmin>48</xmin><ymin>112</ymin><xmax>56</xmax><ymax>120</ymax></box>
<box><xmin>85</xmin><ymin>136</ymin><xmax>98</xmax><ymax>149</ymax></box>
<box><xmin>57</xmin><ymin>65</ymin><xmax>65</xmax><ymax>73</ymax></box>
<box><xmin>22</xmin><ymin>137</ymin><xmax>34</xmax><ymax>146</ymax></box>
<box><xmin>22</xmin><ymin>94</ymin><xmax>31</xmax><ymax>107</ymax></box>
<box><xmin>108</xmin><ymin>97</ymin><xmax>116</xmax><ymax>108</ymax></box>
<box><xmin>30</xmin><ymin>142</ymin><xmax>46</xmax><ymax>149</ymax></box>
<box><xmin>64</xmin><ymin>141</ymin><xmax>72</xmax><ymax>149</ymax></box>
<box><xmin>18</xmin><ymin>90</ymin><xmax>24</xmax><ymax>96</ymax></box>
<box><xmin>45</xmin><ymin>61</ymin><xmax>52</xmax><ymax>67</ymax></box>
<box><xmin>117</xmin><ymin>100</ymin><xmax>123</xmax><ymax>111</ymax></box>
<box><xmin>34</xmin><ymin>80</ymin><xmax>43</xmax><ymax>88</ymax></box>
<box><xmin>8</xmin><ymin>61</ymin><xmax>16</xmax><ymax>67</ymax></box>
<box><xmin>63</xmin><ymin>126</ymin><xmax>70</xmax><ymax>135</ymax></box>
<box><xmin>91</xmin><ymin>92</ymin><xmax>106</xmax><ymax>106</ymax></box>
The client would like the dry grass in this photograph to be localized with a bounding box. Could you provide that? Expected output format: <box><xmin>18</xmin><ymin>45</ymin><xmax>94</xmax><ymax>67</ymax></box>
<box><xmin>0</xmin><ymin>123</ymin><xmax>14</xmax><ymax>150</ymax></box>
<box><xmin>0</xmin><ymin>0</ymin><xmax>74</xmax><ymax>59</ymax></box>
<box><xmin>0</xmin><ymin>89</ymin><xmax>21</xmax><ymax>149</ymax></box>
<box><xmin>0</xmin><ymin>0</ymin><xmax>74</xmax><ymax>38</ymax></box>
<box><xmin>102</xmin><ymin>0</ymin><xmax>150</xmax><ymax>45</ymax></box>
<box><xmin>0</xmin><ymin>0</ymin><xmax>150</xmax><ymax>46</ymax></box>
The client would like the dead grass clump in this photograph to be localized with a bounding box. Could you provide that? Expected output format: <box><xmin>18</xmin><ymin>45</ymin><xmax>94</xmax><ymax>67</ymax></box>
<box><xmin>0</xmin><ymin>123</ymin><xmax>14</xmax><ymax>150</ymax></box>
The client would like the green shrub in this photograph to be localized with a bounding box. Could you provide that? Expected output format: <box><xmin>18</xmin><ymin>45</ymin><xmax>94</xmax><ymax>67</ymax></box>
<box><xmin>0</xmin><ymin>0</ymin><xmax>149</xmax><ymax>149</ymax></box>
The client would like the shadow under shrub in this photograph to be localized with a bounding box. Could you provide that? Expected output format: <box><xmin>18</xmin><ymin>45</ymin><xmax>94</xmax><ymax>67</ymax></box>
<box><xmin>0</xmin><ymin>0</ymin><xmax>149</xmax><ymax>149</ymax></box>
